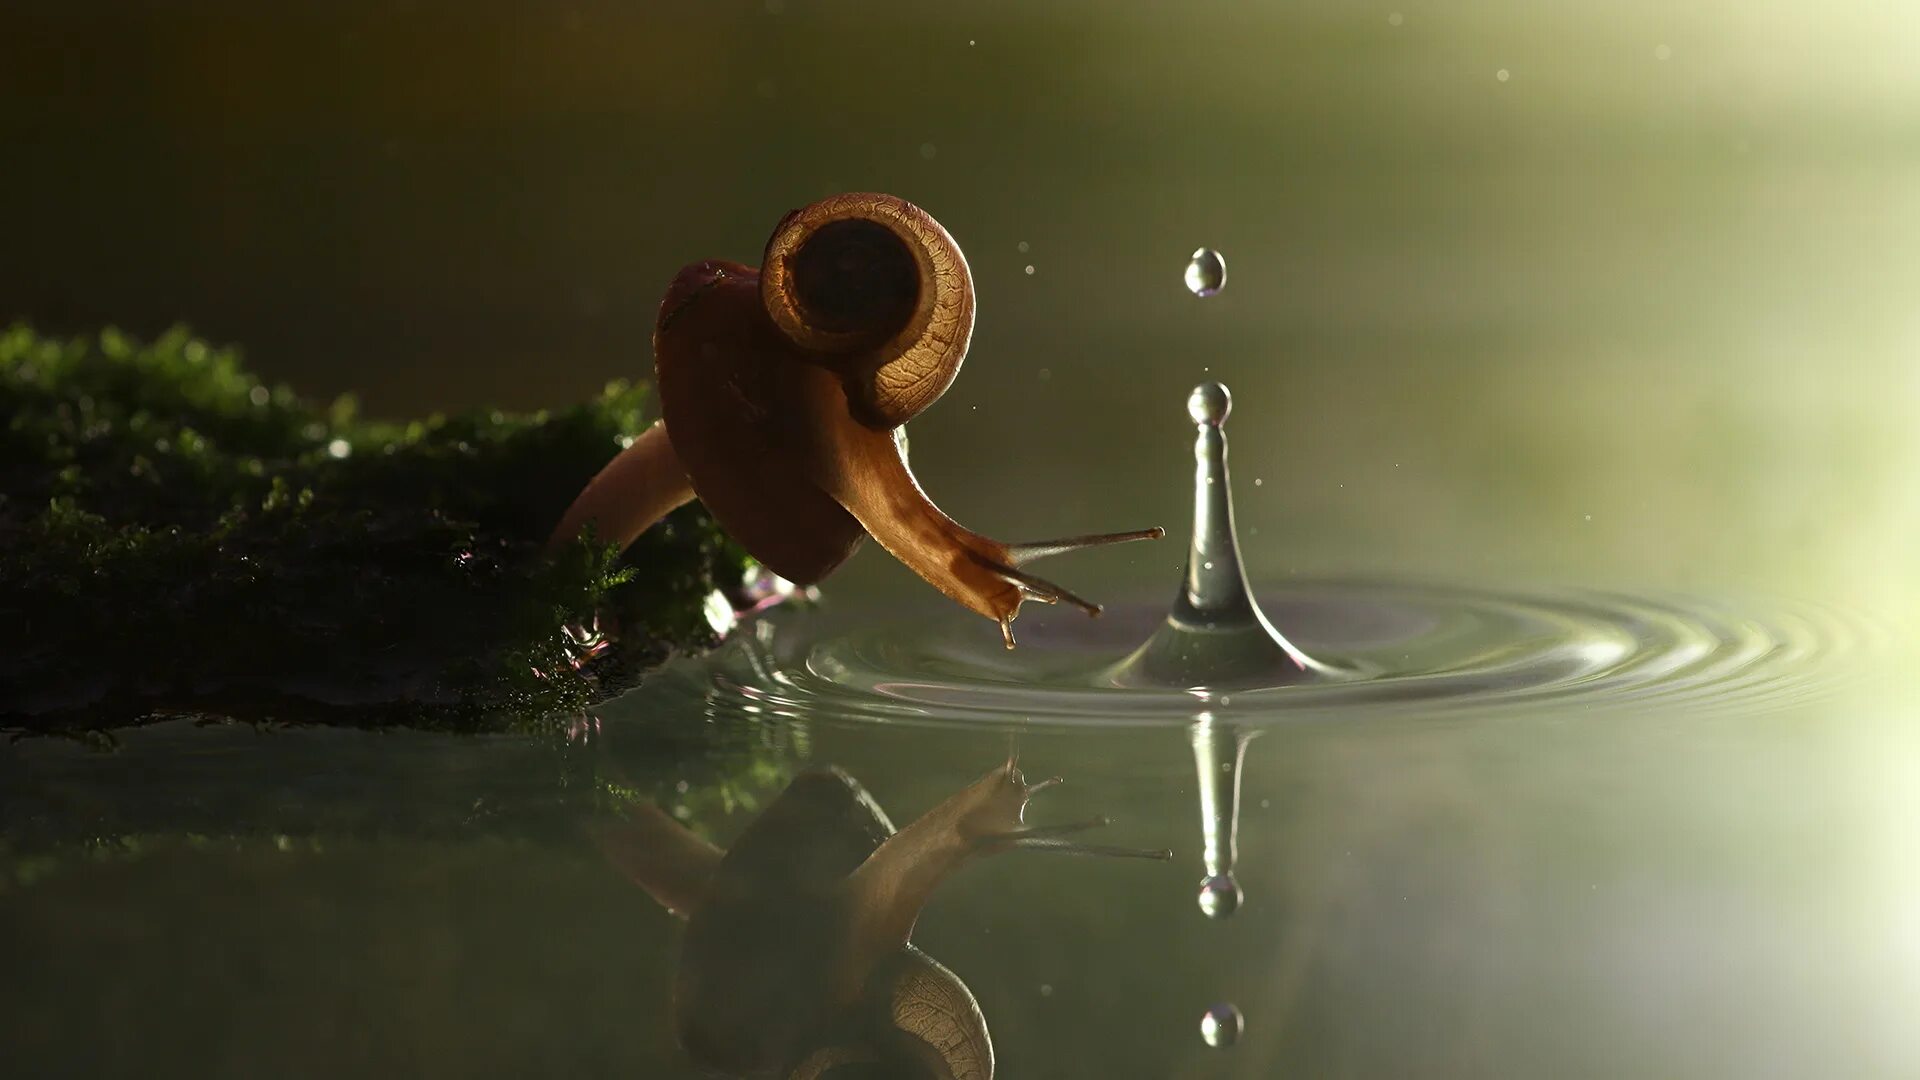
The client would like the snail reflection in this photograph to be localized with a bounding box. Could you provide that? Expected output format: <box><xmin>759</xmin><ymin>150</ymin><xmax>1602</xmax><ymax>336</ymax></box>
<box><xmin>598</xmin><ymin>757</ymin><xmax>1171</xmax><ymax>1078</ymax></box>
<box><xmin>550</xmin><ymin>193</ymin><xmax>1163</xmax><ymax>647</ymax></box>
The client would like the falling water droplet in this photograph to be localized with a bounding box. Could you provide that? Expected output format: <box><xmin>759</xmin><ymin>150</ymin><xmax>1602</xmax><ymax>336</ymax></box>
<box><xmin>1200</xmin><ymin>1003</ymin><xmax>1244</xmax><ymax>1048</ymax></box>
<box><xmin>1198</xmin><ymin>873</ymin><xmax>1242</xmax><ymax>919</ymax></box>
<box><xmin>1184</xmin><ymin>248</ymin><xmax>1227</xmax><ymax>297</ymax></box>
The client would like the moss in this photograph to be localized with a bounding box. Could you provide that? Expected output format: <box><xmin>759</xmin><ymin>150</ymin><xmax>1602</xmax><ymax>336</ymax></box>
<box><xmin>0</xmin><ymin>324</ymin><xmax>754</xmax><ymax>737</ymax></box>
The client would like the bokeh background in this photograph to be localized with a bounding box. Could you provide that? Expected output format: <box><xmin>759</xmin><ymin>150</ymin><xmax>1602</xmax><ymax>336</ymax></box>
<box><xmin>5</xmin><ymin>0</ymin><xmax>1917</xmax><ymax>616</ymax></box>
<box><xmin>6</xmin><ymin>5</ymin><xmax>1920</xmax><ymax>1077</ymax></box>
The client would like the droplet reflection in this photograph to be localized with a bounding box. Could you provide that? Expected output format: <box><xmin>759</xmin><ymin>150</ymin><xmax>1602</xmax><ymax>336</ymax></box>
<box><xmin>1193</xmin><ymin>712</ymin><xmax>1255</xmax><ymax>919</ymax></box>
<box><xmin>1197</xmin><ymin>873</ymin><xmax>1242</xmax><ymax>919</ymax></box>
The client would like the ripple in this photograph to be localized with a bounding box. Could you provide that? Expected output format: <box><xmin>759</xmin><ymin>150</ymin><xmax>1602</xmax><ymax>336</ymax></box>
<box><xmin>624</xmin><ymin>580</ymin><xmax>1879</xmax><ymax>729</ymax></box>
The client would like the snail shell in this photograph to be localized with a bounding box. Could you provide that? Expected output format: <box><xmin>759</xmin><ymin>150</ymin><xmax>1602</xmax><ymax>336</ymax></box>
<box><xmin>760</xmin><ymin>192</ymin><xmax>975</xmax><ymax>431</ymax></box>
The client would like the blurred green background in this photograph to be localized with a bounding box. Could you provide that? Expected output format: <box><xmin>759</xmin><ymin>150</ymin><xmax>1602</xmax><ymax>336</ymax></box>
<box><xmin>5</xmin><ymin>0</ymin><xmax>1916</xmax><ymax>616</ymax></box>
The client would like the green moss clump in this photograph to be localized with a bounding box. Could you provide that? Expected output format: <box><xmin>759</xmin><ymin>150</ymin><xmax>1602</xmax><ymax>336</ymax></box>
<box><xmin>0</xmin><ymin>325</ymin><xmax>753</xmax><ymax>737</ymax></box>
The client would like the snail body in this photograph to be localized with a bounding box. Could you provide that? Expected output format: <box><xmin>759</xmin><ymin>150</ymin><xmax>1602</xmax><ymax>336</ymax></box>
<box><xmin>549</xmin><ymin>194</ymin><xmax>1163</xmax><ymax>646</ymax></box>
<box><xmin>597</xmin><ymin>760</ymin><xmax>1170</xmax><ymax>1078</ymax></box>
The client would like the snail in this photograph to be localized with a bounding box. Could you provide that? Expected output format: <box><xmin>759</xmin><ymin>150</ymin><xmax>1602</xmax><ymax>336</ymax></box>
<box><xmin>547</xmin><ymin>193</ymin><xmax>1164</xmax><ymax>646</ymax></box>
<box><xmin>596</xmin><ymin>757</ymin><xmax>1171</xmax><ymax>1077</ymax></box>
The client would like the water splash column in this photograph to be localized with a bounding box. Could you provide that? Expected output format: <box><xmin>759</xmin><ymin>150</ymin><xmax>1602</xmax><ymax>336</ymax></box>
<box><xmin>1115</xmin><ymin>381</ymin><xmax>1331</xmax><ymax>687</ymax></box>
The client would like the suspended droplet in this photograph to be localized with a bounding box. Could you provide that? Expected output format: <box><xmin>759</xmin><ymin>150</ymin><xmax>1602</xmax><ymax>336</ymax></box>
<box><xmin>1184</xmin><ymin>248</ymin><xmax>1227</xmax><ymax>297</ymax></box>
<box><xmin>1187</xmin><ymin>380</ymin><xmax>1230</xmax><ymax>425</ymax></box>
<box><xmin>1200</xmin><ymin>1003</ymin><xmax>1244</xmax><ymax>1048</ymax></box>
<box><xmin>1197</xmin><ymin>873</ymin><xmax>1242</xmax><ymax>919</ymax></box>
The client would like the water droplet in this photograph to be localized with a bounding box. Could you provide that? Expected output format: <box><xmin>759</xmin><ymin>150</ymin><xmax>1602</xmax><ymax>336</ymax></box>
<box><xmin>248</xmin><ymin>386</ymin><xmax>270</xmax><ymax>407</ymax></box>
<box><xmin>1017</xmin><ymin>240</ymin><xmax>1029</xmax><ymax>253</ymax></box>
<box><xmin>1496</xmin><ymin>68</ymin><xmax>1511</xmax><ymax>82</ymax></box>
<box><xmin>327</xmin><ymin>438</ymin><xmax>351</xmax><ymax>459</ymax></box>
<box><xmin>1198</xmin><ymin>873</ymin><xmax>1242</xmax><ymax>919</ymax></box>
<box><xmin>1023</xmin><ymin>264</ymin><xmax>1035</xmax><ymax>275</ymax></box>
<box><xmin>1200</xmin><ymin>1003</ymin><xmax>1244</xmax><ymax>1047</ymax></box>
<box><xmin>1184</xmin><ymin>248</ymin><xmax>1226</xmax><ymax>297</ymax></box>
<box><xmin>1038</xmin><ymin>983</ymin><xmax>1053</xmax><ymax>997</ymax></box>
<box><xmin>1253</xmin><ymin>478</ymin><xmax>1263</xmax><ymax>487</ymax></box>
<box><xmin>1202</xmin><ymin>561</ymin><xmax>1214</xmax><ymax>571</ymax></box>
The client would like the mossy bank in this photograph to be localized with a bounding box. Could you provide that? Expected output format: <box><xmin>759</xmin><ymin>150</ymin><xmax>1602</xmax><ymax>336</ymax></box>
<box><xmin>0</xmin><ymin>325</ymin><xmax>756</xmax><ymax>738</ymax></box>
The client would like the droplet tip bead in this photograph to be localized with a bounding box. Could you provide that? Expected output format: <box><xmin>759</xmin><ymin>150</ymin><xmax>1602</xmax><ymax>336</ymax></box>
<box><xmin>1187</xmin><ymin>381</ymin><xmax>1231</xmax><ymax>426</ymax></box>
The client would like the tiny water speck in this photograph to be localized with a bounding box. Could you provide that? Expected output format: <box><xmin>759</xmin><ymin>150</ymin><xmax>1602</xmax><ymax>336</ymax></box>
<box><xmin>1017</xmin><ymin>240</ymin><xmax>1029</xmax><ymax>253</ymax></box>
<box><xmin>1038</xmin><ymin>983</ymin><xmax>1053</xmax><ymax>997</ymax></box>
<box><xmin>1497</xmin><ymin>68</ymin><xmax>1511</xmax><ymax>82</ymax></box>
<box><xmin>248</xmin><ymin>386</ymin><xmax>270</xmax><ymax>407</ymax></box>
<box><xmin>327</xmin><ymin>439</ymin><xmax>351</xmax><ymax>459</ymax></box>
<box><xmin>1198</xmin><ymin>873</ymin><xmax>1242</xmax><ymax>918</ymax></box>
<box><xmin>1024</xmin><ymin>264</ymin><xmax>1035</xmax><ymax>275</ymax></box>
<box><xmin>1253</xmin><ymin>478</ymin><xmax>1263</xmax><ymax>487</ymax></box>
<box><xmin>1184</xmin><ymin>248</ymin><xmax>1226</xmax><ymax>297</ymax></box>
<box><xmin>1200</xmin><ymin>1003</ymin><xmax>1244</xmax><ymax>1048</ymax></box>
